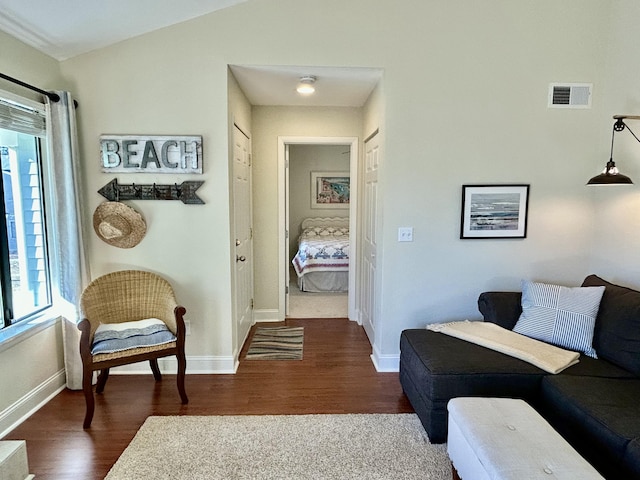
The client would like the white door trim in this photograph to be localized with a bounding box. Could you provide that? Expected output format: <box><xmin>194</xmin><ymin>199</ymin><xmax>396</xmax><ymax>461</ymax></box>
<box><xmin>277</xmin><ymin>136</ymin><xmax>359</xmax><ymax>321</ymax></box>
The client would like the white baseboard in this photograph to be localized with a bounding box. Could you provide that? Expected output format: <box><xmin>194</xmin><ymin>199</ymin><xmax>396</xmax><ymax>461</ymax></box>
<box><xmin>109</xmin><ymin>355</ymin><xmax>238</xmax><ymax>375</ymax></box>
<box><xmin>253</xmin><ymin>309</ymin><xmax>283</xmax><ymax>322</ymax></box>
<box><xmin>370</xmin><ymin>345</ymin><xmax>399</xmax><ymax>372</ymax></box>
<box><xmin>0</xmin><ymin>369</ymin><xmax>66</xmax><ymax>439</ymax></box>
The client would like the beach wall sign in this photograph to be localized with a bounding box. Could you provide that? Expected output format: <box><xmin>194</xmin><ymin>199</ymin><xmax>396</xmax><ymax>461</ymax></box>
<box><xmin>100</xmin><ymin>135</ymin><xmax>203</xmax><ymax>174</ymax></box>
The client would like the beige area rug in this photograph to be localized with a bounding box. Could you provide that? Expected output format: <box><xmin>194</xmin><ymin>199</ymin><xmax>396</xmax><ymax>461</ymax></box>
<box><xmin>105</xmin><ymin>414</ymin><xmax>450</xmax><ymax>480</ymax></box>
<box><xmin>245</xmin><ymin>326</ymin><xmax>304</xmax><ymax>360</ymax></box>
<box><xmin>288</xmin><ymin>282</ymin><xmax>348</xmax><ymax>318</ymax></box>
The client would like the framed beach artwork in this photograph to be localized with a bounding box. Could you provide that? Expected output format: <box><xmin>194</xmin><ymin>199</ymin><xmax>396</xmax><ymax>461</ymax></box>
<box><xmin>311</xmin><ymin>171</ymin><xmax>350</xmax><ymax>209</ymax></box>
<box><xmin>460</xmin><ymin>184</ymin><xmax>530</xmax><ymax>239</ymax></box>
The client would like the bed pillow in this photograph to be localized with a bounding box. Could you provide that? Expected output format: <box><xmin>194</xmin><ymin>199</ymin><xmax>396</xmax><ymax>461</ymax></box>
<box><xmin>512</xmin><ymin>280</ymin><xmax>605</xmax><ymax>358</ymax></box>
<box><xmin>91</xmin><ymin>318</ymin><xmax>176</xmax><ymax>355</ymax></box>
<box><xmin>302</xmin><ymin>226</ymin><xmax>348</xmax><ymax>237</ymax></box>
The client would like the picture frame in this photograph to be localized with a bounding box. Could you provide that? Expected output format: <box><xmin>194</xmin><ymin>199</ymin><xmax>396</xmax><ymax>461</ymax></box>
<box><xmin>460</xmin><ymin>184</ymin><xmax>530</xmax><ymax>239</ymax></box>
<box><xmin>310</xmin><ymin>171</ymin><xmax>350</xmax><ymax>209</ymax></box>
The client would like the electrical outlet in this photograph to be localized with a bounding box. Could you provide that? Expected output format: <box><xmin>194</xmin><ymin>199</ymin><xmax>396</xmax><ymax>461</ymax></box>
<box><xmin>184</xmin><ymin>320</ymin><xmax>191</xmax><ymax>335</ymax></box>
<box><xmin>398</xmin><ymin>227</ymin><xmax>413</xmax><ymax>242</ymax></box>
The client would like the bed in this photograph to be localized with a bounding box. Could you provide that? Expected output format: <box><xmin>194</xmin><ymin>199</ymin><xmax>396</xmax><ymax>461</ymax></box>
<box><xmin>292</xmin><ymin>217</ymin><xmax>350</xmax><ymax>292</ymax></box>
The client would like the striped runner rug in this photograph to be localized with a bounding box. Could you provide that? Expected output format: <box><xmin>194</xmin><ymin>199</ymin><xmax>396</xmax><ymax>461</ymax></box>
<box><xmin>245</xmin><ymin>326</ymin><xmax>304</xmax><ymax>360</ymax></box>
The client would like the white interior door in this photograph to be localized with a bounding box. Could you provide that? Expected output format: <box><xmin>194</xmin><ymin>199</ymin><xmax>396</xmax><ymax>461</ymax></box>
<box><xmin>233</xmin><ymin>124</ymin><xmax>254</xmax><ymax>352</ymax></box>
<box><xmin>361</xmin><ymin>131</ymin><xmax>380</xmax><ymax>344</ymax></box>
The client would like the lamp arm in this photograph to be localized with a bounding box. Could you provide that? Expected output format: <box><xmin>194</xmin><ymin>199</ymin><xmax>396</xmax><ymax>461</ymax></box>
<box><xmin>623</xmin><ymin>123</ymin><xmax>640</xmax><ymax>144</ymax></box>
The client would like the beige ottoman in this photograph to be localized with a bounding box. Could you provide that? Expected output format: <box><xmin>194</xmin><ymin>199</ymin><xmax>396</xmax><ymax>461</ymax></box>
<box><xmin>0</xmin><ymin>441</ymin><xmax>34</xmax><ymax>480</ymax></box>
<box><xmin>447</xmin><ymin>397</ymin><xmax>604</xmax><ymax>480</ymax></box>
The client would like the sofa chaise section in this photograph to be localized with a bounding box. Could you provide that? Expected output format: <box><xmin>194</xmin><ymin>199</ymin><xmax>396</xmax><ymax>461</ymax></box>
<box><xmin>399</xmin><ymin>274</ymin><xmax>640</xmax><ymax>478</ymax></box>
<box><xmin>399</xmin><ymin>329</ymin><xmax>545</xmax><ymax>443</ymax></box>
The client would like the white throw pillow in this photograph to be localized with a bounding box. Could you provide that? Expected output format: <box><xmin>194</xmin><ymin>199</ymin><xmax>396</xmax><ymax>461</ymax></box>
<box><xmin>513</xmin><ymin>280</ymin><xmax>605</xmax><ymax>358</ymax></box>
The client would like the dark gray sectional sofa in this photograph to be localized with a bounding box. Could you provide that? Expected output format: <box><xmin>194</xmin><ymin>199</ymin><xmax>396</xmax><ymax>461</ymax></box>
<box><xmin>399</xmin><ymin>274</ymin><xmax>640</xmax><ymax>479</ymax></box>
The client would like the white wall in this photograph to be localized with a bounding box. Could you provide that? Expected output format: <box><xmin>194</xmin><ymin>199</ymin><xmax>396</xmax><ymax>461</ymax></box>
<box><xmin>589</xmin><ymin>0</ymin><xmax>640</xmax><ymax>286</ymax></box>
<box><xmin>32</xmin><ymin>0</ymin><xmax>630</xmax><ymax>368</ymax></box>
<box><xmin>0</xmin><ymin>30</ymin><xmax>68</xmax><ymax>434</ymax></box>
<box><xmin>61</xmin><ymin>30</ymin><xmax>235</xmax><ymax>366</ymax></box>
<box><xmin>289</xmin><ymin>145</ymin><xmax>350</xmax><ymax>258</ymax></box>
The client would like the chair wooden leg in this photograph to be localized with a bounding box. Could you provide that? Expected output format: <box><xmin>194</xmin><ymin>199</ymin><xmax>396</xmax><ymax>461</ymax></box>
<box><xmin>150</xmin><ymin>359</ymin><xmax>162</xmax><ymax>381</ymax></box>
<box><xmin>96</xmin><ymin>368</ymin><xmax>110</xmax><ymax>393</ymax></box>
<box><xmin>82</xmin><ymin>367</ymin><xmax>95</xmax><ymax>429</ymax></box>
<box><xmin>176</xmin><ymin>352</ymin><xmax>188</xmax><ymax>404</ymax></box>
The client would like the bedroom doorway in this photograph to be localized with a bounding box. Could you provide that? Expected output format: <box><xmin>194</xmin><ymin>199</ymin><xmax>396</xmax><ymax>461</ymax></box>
<box><xmin>278</xmin><ymin>137</ymin><xmax>358</xmax><ymax>320</ymax></box>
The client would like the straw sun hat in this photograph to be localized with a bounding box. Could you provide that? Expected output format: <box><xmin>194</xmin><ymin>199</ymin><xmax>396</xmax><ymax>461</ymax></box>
<box><xmin>93</xmin><ymin>201</ymin><xmax>147</xmax><ymax>248</ymax></box>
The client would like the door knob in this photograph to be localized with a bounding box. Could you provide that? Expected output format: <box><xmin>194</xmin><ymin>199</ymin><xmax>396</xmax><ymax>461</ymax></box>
<box><xmin>236</xmin><ymin>255</ymin><xmax>246</xmax><ymax>262</ymax></box>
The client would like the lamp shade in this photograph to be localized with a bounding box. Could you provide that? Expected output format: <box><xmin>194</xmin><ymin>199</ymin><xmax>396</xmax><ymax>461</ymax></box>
<box><xmin>587</xmin><ymin>172</ymin><xmax>633</xmax><ymax>185</ymax></box>
<box><xmin>587</xmin><ymin>159</ymin><xmax>633</xmax><ymax>185</ymax></box>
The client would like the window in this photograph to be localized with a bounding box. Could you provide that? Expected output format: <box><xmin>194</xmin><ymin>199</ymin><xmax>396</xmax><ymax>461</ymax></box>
<box><xmin>0</xmin><ymin>94</ymin><xmax>51</xmax><ymax>328</ymax></box>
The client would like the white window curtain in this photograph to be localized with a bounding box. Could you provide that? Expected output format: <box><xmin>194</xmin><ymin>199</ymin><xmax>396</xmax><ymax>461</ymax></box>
<box><xmin>46</xmin><ymin>91</ymin><xmax>91</xmax><ymax>390</ymax></box>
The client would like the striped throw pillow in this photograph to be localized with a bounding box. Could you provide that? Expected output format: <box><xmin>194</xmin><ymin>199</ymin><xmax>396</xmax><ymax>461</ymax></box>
<box><xmin>513</xmin><ymin>280</ymin><xmax>605</xmax><ymax>358</ymax></box>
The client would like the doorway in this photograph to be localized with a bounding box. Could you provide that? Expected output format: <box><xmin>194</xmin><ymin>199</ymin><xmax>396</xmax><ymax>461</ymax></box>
<box><xmin>278</xmin><ymin>136</ymin><xmax>359</xmax><ymax>321</ymax></box>
<box><xmin>287</xmin><ymin>144</ymin><xmax>351</xmax><ymax>318</ymax></box>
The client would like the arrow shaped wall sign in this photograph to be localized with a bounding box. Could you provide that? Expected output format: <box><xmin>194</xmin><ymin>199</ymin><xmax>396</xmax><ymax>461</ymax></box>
<box><xmin>98</xmin><ymin>178</ymin><xmax>205</xmax><ymax>205</ymax></box>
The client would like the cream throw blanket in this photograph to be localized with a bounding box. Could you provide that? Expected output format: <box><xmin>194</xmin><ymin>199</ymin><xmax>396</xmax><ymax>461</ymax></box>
<box><xmin>427</xmin><ymin>321</ymin><xmax>580</xmax><ymax>374</ymax></box>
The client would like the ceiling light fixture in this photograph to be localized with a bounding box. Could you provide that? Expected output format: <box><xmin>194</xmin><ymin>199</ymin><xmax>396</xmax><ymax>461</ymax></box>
<box><xmin>296</xmin><ymin>76</ymin><xmax>316</xmax><ymax>95</ymax></box>
<box><xmin>587</xmin><ymin>115</ymin><xmax>640</xmax><ymax>185</ymax></box>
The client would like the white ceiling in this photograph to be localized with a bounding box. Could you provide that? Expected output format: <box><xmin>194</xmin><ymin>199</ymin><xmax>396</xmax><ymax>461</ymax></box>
<box><xmin>0</xmin><ymin>0</ymin><xmax>249</xmax><ymax>61</ymax></box>
<box><xmin>0</xmin><ymin>0</ymin><xmax>381</xmax><ymax>107</ymax></box>
<box><xmin>230</xmin><ymin>65</ymin><xmax>382</xmax><ymax>107</ymax></box>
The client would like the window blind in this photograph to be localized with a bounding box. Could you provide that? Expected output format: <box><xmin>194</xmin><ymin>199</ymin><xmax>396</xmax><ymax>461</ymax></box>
<box><xmin>0</xmin><ymin>99</ymin><xmax>46</xmax><ymax>137</ymax></box>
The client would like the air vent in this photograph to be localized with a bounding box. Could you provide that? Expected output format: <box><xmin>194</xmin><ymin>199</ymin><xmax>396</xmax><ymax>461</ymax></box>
<box><xmin>548</xmin><ymin>83</ymin><xmax>592</xmax><ymax>108</ymax></box>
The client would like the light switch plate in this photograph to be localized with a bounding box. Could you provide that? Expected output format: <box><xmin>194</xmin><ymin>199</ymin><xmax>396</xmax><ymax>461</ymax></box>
<box><xmin>398</xmin><ymin>227</ymin><xmax>413</xmax><ymax>242</ymax></box>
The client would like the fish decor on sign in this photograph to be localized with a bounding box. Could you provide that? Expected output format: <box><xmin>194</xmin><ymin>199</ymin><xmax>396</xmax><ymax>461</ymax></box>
<box><xmin>98</xmin><ymin>178</ymin><xmax>205</xmax><ymax>205</ymax></box>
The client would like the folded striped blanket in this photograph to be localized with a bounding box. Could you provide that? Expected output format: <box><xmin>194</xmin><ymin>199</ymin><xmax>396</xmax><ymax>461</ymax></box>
<box><xmin>427</xmin><ymin>320</ymin><xmax>580</xmax><ymax>374</ymax></box>
<box><xmin>91</xmin><ymin>318</ymin><xmax>176</xmax><ymax>355</ymax></box>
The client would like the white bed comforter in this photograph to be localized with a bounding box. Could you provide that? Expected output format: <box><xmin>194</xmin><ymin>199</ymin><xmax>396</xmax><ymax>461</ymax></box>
<box><xmin>292</xmin><ymin>226</ymin><xmax>349</xmax><ymax>277</ymax></box>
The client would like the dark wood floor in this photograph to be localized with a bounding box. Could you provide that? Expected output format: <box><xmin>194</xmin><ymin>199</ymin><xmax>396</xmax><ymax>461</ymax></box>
<box><xmin>4</xmin><ymin>318</ymin><xmax>413</xmax><ymax>479</ymax></box>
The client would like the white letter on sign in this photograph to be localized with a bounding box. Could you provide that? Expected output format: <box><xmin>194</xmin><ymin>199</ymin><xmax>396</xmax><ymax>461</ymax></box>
<box><xmin>123</xmin><ymin>140</ymin><xmax>139</xmax><ymax>168</ymax></box>
<box><xmin>141</xmin><ymin>141</ymin><xmax>161</xmax><ymax>169</ymax></box>
<box><xmin>101</xmin><ymin>140</ymin><xmax>121</xmax><ymax>168</ymax></box>
<box><xmin>180</xmin><ymin>141</ymin><xmax>198</xmax><ymax>169</ymax></box>
<box><xmin>161</xmin><ymin>140</ymin><xmax>178</xmax><ymax>168</ymax></box>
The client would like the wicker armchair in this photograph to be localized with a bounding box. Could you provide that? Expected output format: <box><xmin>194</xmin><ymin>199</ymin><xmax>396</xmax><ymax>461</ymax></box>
<box><xmin>78</xmin><ymin>270</ymin><xmax>188</xmax><ymax>428</ymax></box>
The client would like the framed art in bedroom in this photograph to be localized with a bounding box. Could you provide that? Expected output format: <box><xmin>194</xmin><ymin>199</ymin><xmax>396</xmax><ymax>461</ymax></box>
<box><xmin>310</xmin><ymin>171</ymin><xmax>350</xmax><ymax>209</ymax></box>
<box><xmin>460</xmin><ymin>184</ymin><xmax>530</xmax><ymax>239</ymax></box>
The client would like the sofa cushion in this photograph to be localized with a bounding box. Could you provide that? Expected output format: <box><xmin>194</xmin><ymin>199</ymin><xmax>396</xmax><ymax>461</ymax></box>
<box><xmin>477</xmin><ymin>291</ymin><xmax>522</xmax><ymax>329</ymax></box>
<box><xmin>582</xmin><ymin>274</ymin><xmax>640</xmax><ymax>375</ymax></box>
<box><xmin>540</xmin><ymin>376</ymin><xmax>640</xmax><ymax>478</ymax></box>
<box><xmin>513</xmin><ymin>280</ymin><xmax>604</xmax><ymax>358</ymax></box>
<box><xmin>622</xmin><ymin>438</ymin><xmax>640</xmax><ymax>479</ymax></box>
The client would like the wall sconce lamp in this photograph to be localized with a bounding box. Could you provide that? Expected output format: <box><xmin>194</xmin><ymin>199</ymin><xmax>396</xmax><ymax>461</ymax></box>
<box><xmin>296</xmin><ymin>76</ymin><xmax>316</xmax><ymax>95</ymax></box>
<box><xmin>587</xmin><ymin>115</ymin><xmax>640</xmax><ymax>185</ymax></box>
